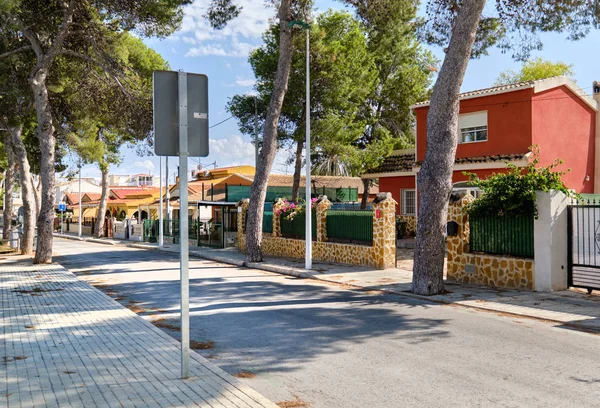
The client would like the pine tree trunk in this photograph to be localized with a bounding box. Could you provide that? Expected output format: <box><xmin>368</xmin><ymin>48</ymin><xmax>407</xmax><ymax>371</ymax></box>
<box><xmin>291</xmin><ymin>140</ymin><xmax>304</xmax><ymax>202</ymax></box>
<box><xmin>360</xmin><ymin>178</ymin><xmax>370</xmax><ymax>209</ymax></box>
<box><xmin>10</xmin><ymin>125</ymin><xmax>35</xmax><ymax>255</ymax></box>
<box><xmin>412</xmin><ymin>0</ymin><xmax>486</xmax><ymax>295</ymax></box>
<box><xmin>31</xmin><ymin>174</ymin><xmax>41</xmax><ymax>220</ymax></box>
<box><xmin>31</xmin><ymin>68</ymin><xmax>57</xmax><ymax>264</ymax></box>
<box><xmin>245</xmin><ymin>0</ymin><xmax>293</xmax><ymax>262</ymax></box>
<box><xmin>3</xmin><ymin>132</ymin><xmax>15</xmax><ymax>241</ymax></box>
<box><xmin>94</xmin><ymin>165</ymin><xmax>110</xmax><ymax>238</ymax></box>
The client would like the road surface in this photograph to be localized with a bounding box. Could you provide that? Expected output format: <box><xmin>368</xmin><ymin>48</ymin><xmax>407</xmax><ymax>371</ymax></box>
<box><xmin>54</xmin><ymin>239</ymin><xmax>600</xmax><ymax>408</ymax></box>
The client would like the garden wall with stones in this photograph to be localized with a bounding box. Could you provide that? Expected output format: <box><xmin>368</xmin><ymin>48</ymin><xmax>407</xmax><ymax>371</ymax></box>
<box><xmin>238</xmin><ymin>194</ymin><xmax>397</xmax><ymax>270</ymax></box>
<box><xmin>446</xmin><ymin>195</ymin><xmax>535</xmax><ymax>290</ymax></box>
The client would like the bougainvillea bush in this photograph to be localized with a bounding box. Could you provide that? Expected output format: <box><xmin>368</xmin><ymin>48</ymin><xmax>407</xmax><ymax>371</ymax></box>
<box><xmin>274</xmin><ymin>197</ymin><xmax>318</xmax><ymax>221</ymax></box>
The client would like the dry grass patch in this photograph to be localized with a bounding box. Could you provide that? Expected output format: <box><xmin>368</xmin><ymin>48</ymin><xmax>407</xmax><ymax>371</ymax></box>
<box><xmin>233</xmin><ymin>370</ymin><xmax>256</xmax><ymax>379</ymax></box>
<box><xmin>189</xmin><ymin>340</ymin><xmax>215</xmax><ymax>350</ymax></box>
<box><xmin>277</xmin><ymin>395</ymin><xmax>310</xmax><ymax>408</ymax></box>
<box><xmin>151</xmin><ymin>318</ymin><xmax>181</xmax><ymax>332</ymax></box>
<box><xmin>125</xmin><ymin>304</ymin><xmax>146</xmax><ymax>314</ymax></box>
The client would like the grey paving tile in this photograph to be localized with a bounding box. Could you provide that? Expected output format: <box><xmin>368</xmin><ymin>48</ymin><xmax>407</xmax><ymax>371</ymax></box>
<box><xmin>1</xmin><ymin>259</ymin><xmax>277</xmax><ymax>408</ymax></box>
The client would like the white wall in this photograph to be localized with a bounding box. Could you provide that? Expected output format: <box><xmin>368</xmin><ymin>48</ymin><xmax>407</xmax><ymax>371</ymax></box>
<box><xmin>534</xmin><ymin>190</ymin><xmax>569</xmax><ymax>291</ymax></box>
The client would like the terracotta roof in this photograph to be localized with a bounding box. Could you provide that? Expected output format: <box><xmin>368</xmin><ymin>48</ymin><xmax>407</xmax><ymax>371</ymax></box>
<box><xmin>451</xmin><ymin>153</ymin><xmax>529</xmax><ymax>165</ymax></box>
<box><xmin>110</xmin><ymin>188</ymin><xmax>152</xmax><ymax>199</ymax></box>
<box><xmin>64</xmin><ymin>193</ymin><xmax>80</xmax><ymax>205</ymax></box>
<box><xmin>82</xmin><ymin>193</ymin><xmax>101</xmax><ymax>202</ymax></box>
<box><xmin>364</xmin><ymin>152</ymin><xmax>530</xmax><ymax>176</ymax></box>
<box><xmin>411</xmin><ymin>76</ymin><xmax>597</xmax><ymax>110</ymax></box>
<box><xmin>366</xmin><ymin>153</ymin><xmax>416</xmax><ymax>175</ymax></box>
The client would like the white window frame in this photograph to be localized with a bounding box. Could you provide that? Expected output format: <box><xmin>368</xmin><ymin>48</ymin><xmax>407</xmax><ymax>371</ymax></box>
<box><xmin>459</xmin><ymin>111</ymin><xmax>488</xmax><ymax>144</ymax></box>
<box><xmin>452</xmin><ymin>187</ymin><xmax>482</xmax><ymax>199</ymax></box>
<box><xmin>401</xmin><ymin>189</ymin><xmax>416</xmax><ymax>215</ymax></box>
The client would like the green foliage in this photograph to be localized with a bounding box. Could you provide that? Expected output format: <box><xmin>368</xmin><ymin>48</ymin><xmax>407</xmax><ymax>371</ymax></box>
<box><xmin>465</xmin><ymin>146</ymin><xmax>574</xmax><ymax>218</ymax></box>
<box><xmin>228</xmin><ymin>10</ymin><xmax>378</xmax><ymax>161</ymax></box>
<box><xmin>314</xmin><ymin>0</ymin><xmax>437</xmax><ymax>176</ymax></box>
<box><xmin>494</xmin><ymin>57</ymin><xmax>575</xmax><ymax>85</ymax></box>
<box><xmin>204</xmin><ymin>0</ymin><xmax>242</xmax><ymax>30</ymax></box>
<box><xmin>422</xmin><ymin>1</ymin><xmax>600</xmax><ymax>61</ymax></box>
<box><xmin>57</xmin><ymin>32</ymin><xmax>169</xmax><ymax>169</ymax></box>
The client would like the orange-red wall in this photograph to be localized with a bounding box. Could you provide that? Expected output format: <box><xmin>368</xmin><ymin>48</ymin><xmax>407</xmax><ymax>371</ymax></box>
<box><xmin>531</xmin><ymin>86</ymin><xmax>596</xmax><ymax>193</ymax></box>
<box><xmin>379</xmin><ymin>176</ymin><xmax>415</xmax><ymax>214</ymax></box>
<box><xmin>415</xmin><ymin>89</ymin><xmax>534</xmax><ymax>162</ymax></box>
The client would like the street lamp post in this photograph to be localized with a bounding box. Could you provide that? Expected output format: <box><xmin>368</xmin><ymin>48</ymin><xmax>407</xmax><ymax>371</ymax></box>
<box><xmin>78</xmin><ymin>159</ymin><xmax>82</xmax><ymax>237</ymax></box>
<box><xmin>289</xmin><ymin>19</ymin><xmax>311</xmax><ymax>270</ymax></box>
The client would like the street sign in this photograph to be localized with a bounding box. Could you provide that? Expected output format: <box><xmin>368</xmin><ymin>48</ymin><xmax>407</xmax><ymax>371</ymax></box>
<box><xmin>153</xmin><ymin>70</ymin><xmax>209</xmax><ymax>157</ymax></box>
<box><xmin>152</xmin><ymin>70</ymin><xmax>210</xmax><ymax>379</ymax></box>
<box><xmin>58</xmin><ymin>203</ymin><xmax>66</xmax><ymax>212</ymax></box>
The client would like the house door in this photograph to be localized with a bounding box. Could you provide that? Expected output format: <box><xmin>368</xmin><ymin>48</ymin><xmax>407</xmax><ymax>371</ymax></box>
<box><xmin>568</xmin><ymin>203</ymin><xmax>600</xmax><ymax>293</ymax></box>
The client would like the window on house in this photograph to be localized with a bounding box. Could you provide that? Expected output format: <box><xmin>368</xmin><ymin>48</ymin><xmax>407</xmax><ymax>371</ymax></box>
<box><xmin>459</xmin><ymin>111</ymin><xmax>488</xmax><ymax>143</ymax></box>
<box><xmin>402</xmin><ymin>189</ymin><xmax>416</xmax><ymax>215</ymax></box>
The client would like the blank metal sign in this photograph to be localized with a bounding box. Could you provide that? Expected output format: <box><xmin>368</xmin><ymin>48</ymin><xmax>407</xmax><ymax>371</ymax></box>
<box><xmin>153</xmin><ymin>70</ymin><xmax>209</xmax><ymax>157</ymax></box>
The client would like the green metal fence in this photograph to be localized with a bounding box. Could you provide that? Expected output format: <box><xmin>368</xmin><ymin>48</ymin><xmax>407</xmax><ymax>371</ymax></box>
<box><xmin>326</xmin><ymin>210</ymin><xmax>373</xmax><ymax>244</ymax></box>
<box><xmin>469</xmin><ymin>214</ymin><xmax>534</xmax><ymax>258</ymax></box>
<box><xmin>263</xmin><ymin>211</ymin><xmax>273</xmax><ymax>233</ymax></box>
<box><xmin>227</xmin><ymin>185</ymin><xmax>358</xmax><ymax>202</ymax></box>
<box><xmin>280</xmin><ymin>211</ymin><xmax>316</xmax><ymax>239</ymax></box>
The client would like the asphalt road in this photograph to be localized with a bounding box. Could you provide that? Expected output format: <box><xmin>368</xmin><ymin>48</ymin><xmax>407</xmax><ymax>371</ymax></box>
<box><xmin>53</xmin><ymin>239</ymin><xmax>600</xmax><ymax>408</ymax></box>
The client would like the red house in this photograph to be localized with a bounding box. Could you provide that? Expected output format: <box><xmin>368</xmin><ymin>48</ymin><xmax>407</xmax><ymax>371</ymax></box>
<box><xmin>363</xmin><ymin>76</ymin><xmax>600</xmax><ymax>234</ymax></box>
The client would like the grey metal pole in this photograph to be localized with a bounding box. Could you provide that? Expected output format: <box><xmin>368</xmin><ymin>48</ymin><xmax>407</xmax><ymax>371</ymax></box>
<box><xmin>159</xmin><ymin>156</ymin><xmax>163</xmax><ymax>246</ymax></box>
<box><xmin>178</xmin><ymin>71</ymin><xmax>190</xmax><ymax>378</ymax></box>
<box><xmin>166</xmin><ymin>158</ymin><xmax>170</xmax><ymax>220</ymax></box>
<box><xmin>305</xmin><ymin>27</ymin><xmax>312</xmax><ymax>270</ymax></box>
<box><xmin>254</xmin><ymin>96</ymin><xmax>259</xmax><ymax>167</ymax></box>
<box><xmin>78</xmin><ymin>159</ymin><xmax>82</xmax><ymax>237</ymax></box>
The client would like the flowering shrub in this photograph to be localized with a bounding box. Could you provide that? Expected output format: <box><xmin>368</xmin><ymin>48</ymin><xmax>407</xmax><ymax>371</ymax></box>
<box><xmin>274</xmin><ymin>197</ymin><xmax>318</xmax><ymax>221</ymax></box>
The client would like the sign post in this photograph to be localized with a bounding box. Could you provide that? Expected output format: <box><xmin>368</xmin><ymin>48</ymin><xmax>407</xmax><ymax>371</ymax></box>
<box><xmin>58</xmin><ymin>203</ymin><xmax>66</xmax><ymax>234</ymax></box>
<box><xmin>178</xmin><ymin>71</ymin><xmax>190</xmax><ymax>377</ymax></box>
<box><xmin>153</xmin><ymin>70</ymin><xmax>208</xmax><ymax>379</ymax></box>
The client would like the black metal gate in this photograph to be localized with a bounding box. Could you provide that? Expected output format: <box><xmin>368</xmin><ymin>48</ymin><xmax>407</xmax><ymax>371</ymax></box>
<box><xmin>568</xmin><ymin>204</ymin><xmax>600</xmax><ymax>293</ymax></box>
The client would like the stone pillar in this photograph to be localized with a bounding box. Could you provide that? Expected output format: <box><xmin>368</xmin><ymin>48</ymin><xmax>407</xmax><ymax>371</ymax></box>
<box><xmin>272</xmin><ymin>198</ymin><xmax>283</xmax><ymax>237</ymax></box>
<box><xmin>371</xmin><ymin>193</ymin><xmax>398</xmax><ymax>269</ymax></box>
<box><xmin>237</xmin><ymin>199</ymin><xmax>249</xmax><ymax>251</ymax></box>
<box><xmin>316</xmin><ymin>196</ymin><xmax>332</xmax><ymax>242</ymax></box>
<box><xmin>446</xmin><ymin>195</ymin><xmax>473</xmax><ymax>281</ymax></box>
<box><xmin>534</xmin><ymin>190</ymin><xmax>569</xmax><ymax>291</ymax></box>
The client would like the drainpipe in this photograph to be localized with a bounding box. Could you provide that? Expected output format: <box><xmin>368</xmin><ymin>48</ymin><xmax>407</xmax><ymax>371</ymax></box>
<box><xmin>594</xmin><ymin>81</ymin><xmax>600</xmax><ymax>193</ymax></box>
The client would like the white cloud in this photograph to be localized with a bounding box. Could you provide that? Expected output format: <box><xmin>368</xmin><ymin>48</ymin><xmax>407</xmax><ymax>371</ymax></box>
<box><xmin>235</xmin><ymin>76</ymin><xmax>255</xmax><ymax>87</ymax></box>
<box><xmin>209</xmin><ymin>135</ymin><xmax>255</xmax><ymax>163</ymax></box>
<box><xmin>186</xmin><ymin>44</ymin><xmax>228</xmax><ymax>57</ymax></box>
<box><xmin>178</xmin><ymin>0</ymin><xmax>269</xmax><ymax>58</ymax></box>
<box><xmin>133</xmin><ymin>160</ymin><xmax>155</xmax><ymax>172</ymax></box>
<box><xmin>185</xmin><ymin>38</ymin><xmax>256</xmax><ymax>58</ymax></box>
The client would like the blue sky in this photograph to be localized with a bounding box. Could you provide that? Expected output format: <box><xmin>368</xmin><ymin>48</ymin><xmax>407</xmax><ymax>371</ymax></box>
<box><xmin>75</xmin><ymin>0</ymin><xmax>600</xmax><ymax>183</ymax></box>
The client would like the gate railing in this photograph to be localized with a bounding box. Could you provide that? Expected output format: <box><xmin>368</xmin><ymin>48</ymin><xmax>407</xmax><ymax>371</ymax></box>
<box><xmin>568</xmin><ymin>203</ymin><xmax>600</xmax><ymax>292</ymax></box>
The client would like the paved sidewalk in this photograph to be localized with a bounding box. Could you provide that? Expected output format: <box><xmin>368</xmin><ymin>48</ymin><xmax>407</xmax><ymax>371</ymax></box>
<box><xmin>1</xmin><ymin>256</ymin><xmax>277</xmax><ymax>408</ymax></box>
<box><xmin>126</xmin><ymin>241</ymin><xmax>600</xmax><ymax>333</ymax></box>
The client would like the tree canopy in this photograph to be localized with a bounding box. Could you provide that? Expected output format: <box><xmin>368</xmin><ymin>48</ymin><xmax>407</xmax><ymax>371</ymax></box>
<box><xmin>494</xmin><ymin>57</ymin><xmax>575</xmax><ymax>86</ymax></box>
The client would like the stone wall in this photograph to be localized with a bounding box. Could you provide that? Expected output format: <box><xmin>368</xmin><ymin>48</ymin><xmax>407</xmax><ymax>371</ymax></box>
<box><xmin>397</xmin><ymin>215</ymin><xmax>417</xmax><ymax>236</ymax></box>
<box><xmin>446</xmin><ymin>195</ymin><xmax>535</xmax><ymax>290</ymax></box>
<box><xmin>238</xmin><ymin>193</ymin><xmax>397</xmax><ymax>269</ymax></box>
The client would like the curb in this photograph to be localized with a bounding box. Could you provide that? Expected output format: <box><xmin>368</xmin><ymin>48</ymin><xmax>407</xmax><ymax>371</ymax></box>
<box><xmin>54</xmin><ymin>234</ymin><xmax>117</xmax><ymax>246</ymax></box>
<box><xmin>53</xmin><ymin>234</ymin><xmax>84</xmax><ymax>241</ymax></box>
<box><xmin>86</xmin><ymin>238</ymin><xmax>117</xmax><ymax>246</ymax></box>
